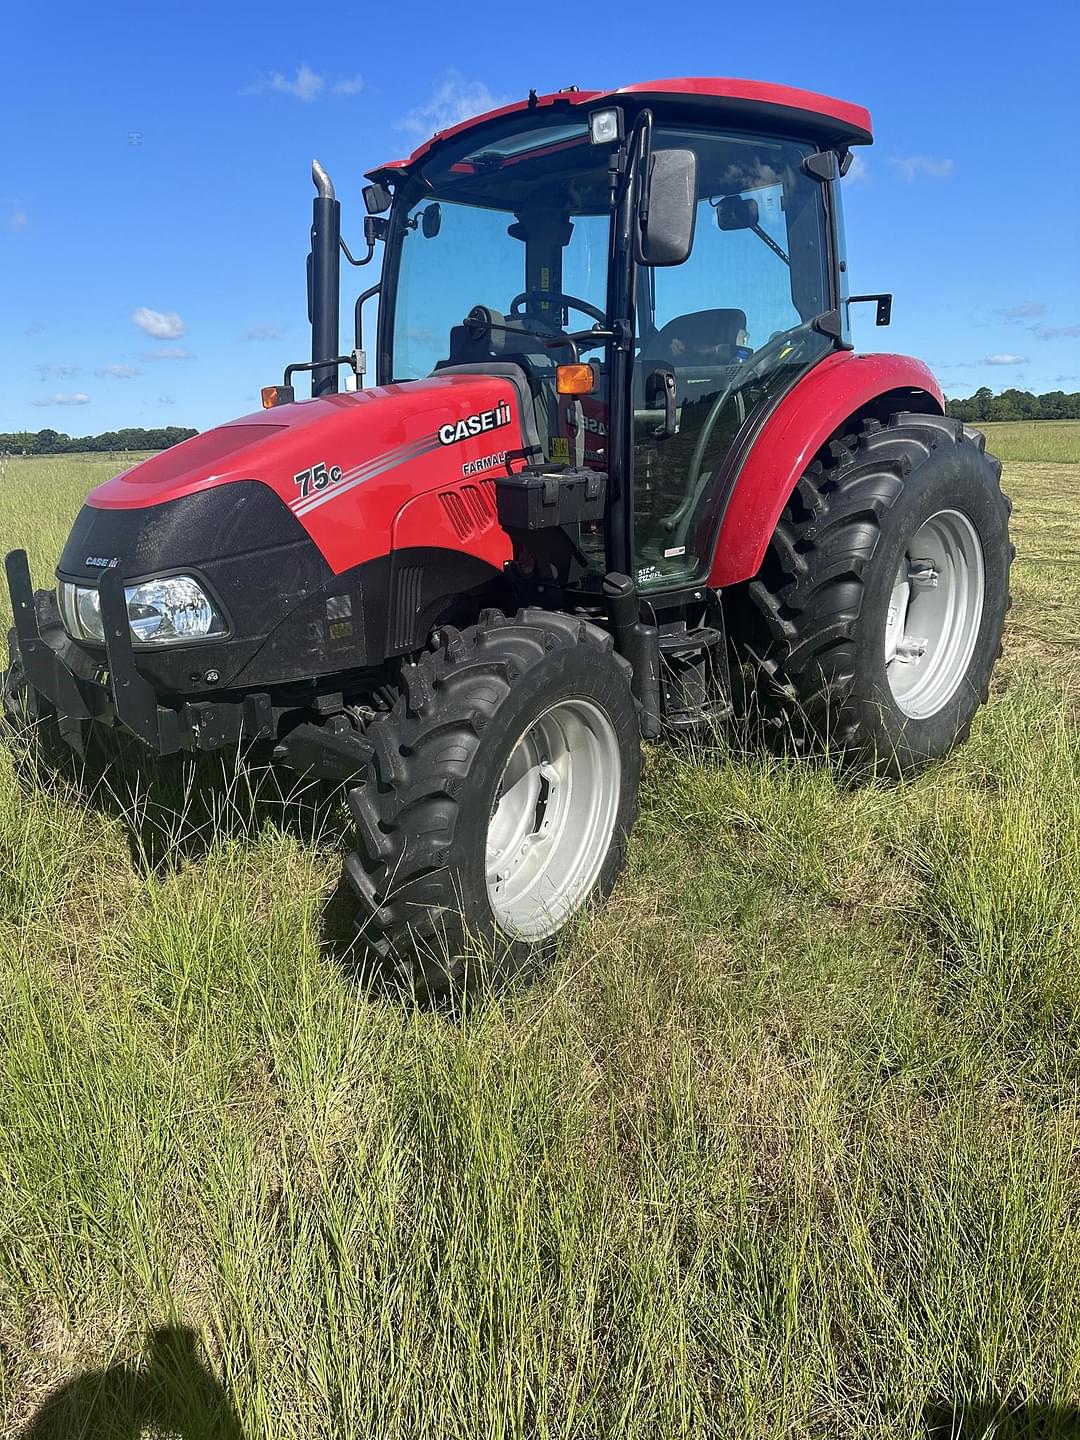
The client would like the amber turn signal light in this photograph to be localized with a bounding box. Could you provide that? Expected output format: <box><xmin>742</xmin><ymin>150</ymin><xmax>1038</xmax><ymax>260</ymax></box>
<box><xmin>261</xmin><ymin>384</ymin><xmax>295</xmax><ymax>409</ymax></box>
<box><xmin>555</xmin><ymin>363</ymin><xmax>595</xmax><ymax>396</ymax></box>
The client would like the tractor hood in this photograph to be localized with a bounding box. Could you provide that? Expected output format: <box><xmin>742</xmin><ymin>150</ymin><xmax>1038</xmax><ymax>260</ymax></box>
<box><xmin>54</xmin><ymin>371</ymin><xmax>530</xmax><ymax>696</ymax></box>
<box><xmin>69</xmin><ymin>373</ymin><xmax>530</xmax><ymax>578</ymax></box>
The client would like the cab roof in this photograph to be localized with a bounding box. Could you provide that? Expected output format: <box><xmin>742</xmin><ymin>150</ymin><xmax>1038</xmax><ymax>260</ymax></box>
<box><xmin>369</xmin><ymin>77</ymin><xmax>873</xmax><ymax>181</ymax></box>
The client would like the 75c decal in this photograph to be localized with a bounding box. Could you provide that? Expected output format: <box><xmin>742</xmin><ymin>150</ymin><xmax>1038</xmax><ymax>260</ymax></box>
<box><xmin>293</xmin><ymin>460</ymin><xmax>342</xmax><ymax>498</ymax></box>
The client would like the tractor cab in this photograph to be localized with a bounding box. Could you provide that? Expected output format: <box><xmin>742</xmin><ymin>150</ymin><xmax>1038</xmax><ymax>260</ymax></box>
<box><xmin>356</xmin><ymin>84</ymin><xmax>861</xmax><ymax>595</ymax></box>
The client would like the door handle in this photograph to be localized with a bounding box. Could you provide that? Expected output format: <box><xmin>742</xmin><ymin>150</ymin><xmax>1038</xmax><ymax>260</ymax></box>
<box><xmin>645</xmin><ymin>368</ymin><xmax>678</xmax><ymax>440</ymax></box>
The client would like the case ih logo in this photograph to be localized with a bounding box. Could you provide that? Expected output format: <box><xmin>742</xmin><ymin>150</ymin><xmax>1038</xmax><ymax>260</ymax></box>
<box><xmin>438</xmin><ymin>401</ymin><xmax>512</xmax><ymax>447</ymax></box>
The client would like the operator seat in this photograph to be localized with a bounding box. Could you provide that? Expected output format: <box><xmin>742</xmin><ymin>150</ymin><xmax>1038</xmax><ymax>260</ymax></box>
<box><xmin>636</xmin><ymin>308</ymin><xmax>748</xmax><ymax>404</ymax></box>
<box><xmin>638</xmin><ymin>308</ymin><xmax>748</xmax><ymax>369</ymax></box>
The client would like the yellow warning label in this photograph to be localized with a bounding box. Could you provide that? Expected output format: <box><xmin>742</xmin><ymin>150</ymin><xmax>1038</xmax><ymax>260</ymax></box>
<box><xmin>550</xmin><ymin>437</ymin><xmax>569</xmax><ymax>463</ymax></box>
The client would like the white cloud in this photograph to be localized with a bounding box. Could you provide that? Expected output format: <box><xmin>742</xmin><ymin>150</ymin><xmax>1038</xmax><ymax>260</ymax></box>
<box><xmin>1034</xmin><ymin>323</ymin><xmax>1080</xmax><ymax>340</ymax></box>
<box><xmin>890</xmin><ymin>155</ymin><xmax>955</xmax><ymax>182</ymax></box>
<box><xmin>998</xmin><ymin>301</ymin><xmax>1045</xmax><ymax>321</ymax></box>
<box><xmin>97</xmin><ymin>363</ymin><xmax>140</xmax><ymax>379</ymax></box>
<box><xmin>845</xmin><ymin>153</ymin><xmax>869</xmax><ymax>184</ymax></box>
<box><xmin>141</xmin><ymin>346</ymin><xmax>194</xmax><ymax>361</ymax></box>
<box><xmin>132</xmin><ymin>306</ymin><xmax>186</xmax><ymax>339</ymax></box>
<box><xmin>984</xmin><ymin>354</ymin><xmax>1027</xmax><ymax>366</ymax></box>
<box><xmin>243</xmin><ymin>65</ymin><xmax>364</xmax><ymax>102</ymax></box>
<box><xmin>243</xmin><ymin>63</ymin><xmax>325</xmax><ymax>101</ymax></box>
<box><xmin>398</xmin><ymin>73</ymin><xmax>512</xmax><ymax>137</ymax></box>
<box><xmin>244</xmin><ymin>323</ymin><xmax>283</xmax><ymax>341</ymax></box>
<box><xmin>270</xmin><ymin>63</ymin><xmax>324</xmax><ymax>101</ymax></box>
<box><xmin>36</xmin><ymin>362</ymin><xmax>80</xmax><ymax>381</ymax></box>
<box><xmin>157</xmin><ymin>395</ymin><xmax>176</xmax><ymax>406</ymax></box>
<box><xmin>3</xmin><ymin>208</ymin><xmax>29</xmax><ymax>232</ymax></box>
<box><xmin>31</xmin><ymin>392</ymin><xmax>90</xmax><ymax>407</ymax></box>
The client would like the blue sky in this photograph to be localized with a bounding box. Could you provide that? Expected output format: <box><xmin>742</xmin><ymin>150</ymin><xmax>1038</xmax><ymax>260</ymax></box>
<box><xmin>2</xmin><ymin>0</ymin><xmax>1077</xmax><ymax>434</ymax></box>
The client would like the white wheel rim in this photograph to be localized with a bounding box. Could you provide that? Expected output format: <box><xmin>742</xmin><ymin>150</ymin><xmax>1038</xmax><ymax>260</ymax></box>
<box><xmin>885</xmin><ymin>508</ymin><xmax>985</xmax><ymax>719</ymax></box>
<box><xmin>486</xmin><ymin>698</ymin><xmax>621</xmax><ymax>940</ymax></box>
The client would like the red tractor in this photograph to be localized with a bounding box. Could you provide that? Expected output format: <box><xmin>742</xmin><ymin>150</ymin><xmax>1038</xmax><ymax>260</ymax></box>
<box><xmin>4</xmin><ymin>79</ymin><xmax>1011</xmax><ymax>995</ymax></box>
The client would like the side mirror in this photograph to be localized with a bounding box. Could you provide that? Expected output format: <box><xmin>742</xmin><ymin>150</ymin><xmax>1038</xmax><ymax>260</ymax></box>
<box><xmin>421</xmin><ymin>203</ymin><xmax>442</xmax><ymax>239</ymax></box>
<box><xmin>637</xmin><ymin>148</ymin><xmax>697</xmax><ymax>267</ymax></box>
<box><xmin>716</xmin><ymin>195</ymin><xmax>759</xmax><ymax>231</ymax></box>
<box><xmin>363</xmin><ymin>182</ymin><xmax>392</xmax><ymax>215</ymax></box>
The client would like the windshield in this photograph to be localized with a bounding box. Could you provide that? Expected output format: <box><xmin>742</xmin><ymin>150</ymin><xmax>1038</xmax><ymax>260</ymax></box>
<box><xmin>392</xmin><ymin>199</ymin><xmax>610</xmax><ymax>380</ymax></box>
<box><xmin>387</xmin><ymin>114</ymin><xmax>614</xmax><ymax>471</ymax></box>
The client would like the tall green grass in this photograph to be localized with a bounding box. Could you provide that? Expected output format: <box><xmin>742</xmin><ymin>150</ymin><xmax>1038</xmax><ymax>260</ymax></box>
<box><xmin>1</xmin><ymin>452</ymin><xmax>1079</xmax><ymax>1437</ymax></box>
<box><xmin>977</xmin><ymin>420</ymin><xmax>1080</xmax><ymax>464</ymax></box>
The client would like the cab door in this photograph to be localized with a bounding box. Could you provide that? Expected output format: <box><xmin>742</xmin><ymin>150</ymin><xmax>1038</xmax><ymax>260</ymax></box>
<box><xmin>632</xmin><ymin>128</ymin><xmax>834</xmax><ymax>591</ymax></box>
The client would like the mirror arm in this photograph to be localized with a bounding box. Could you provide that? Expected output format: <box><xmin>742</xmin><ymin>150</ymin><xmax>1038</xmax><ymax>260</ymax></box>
<box><xmin>355</xmin><ymin>281</ymin><xmax>380</xmax><ymax>355</ymax></box>
<box><xmin>340</xmin><ymin>235</ymin><xmax>375</xmax><ymax>267</ymax></box>
<box><xmin>285</xmin><ymin>352</ymin><xmax>362</xmax><ymax>387</ymax></box>
<box><xmin>849</xmin><ymin>293</ymin><xmax>893</xmax><ymax>326</ymax></box>
<box><xmin>634</xmin><ymin>109</ymin><xmax>655</xmax><ymax>232</ymax></box>
<box><xmin>614</xmin><ymin>110</ymin><xmax>651</xmax><ymax>208</ymax></box>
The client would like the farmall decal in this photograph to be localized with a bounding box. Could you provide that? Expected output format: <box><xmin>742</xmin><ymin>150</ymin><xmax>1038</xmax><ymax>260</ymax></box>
<box><xmin>462</xmin><ymin>450</ymin><xmax>507</xmax><ymax>477</ymax></box>
<box><xmin>437</xmin><ymin>401</ymin><xmax>512</xmax><ymax>447</ymax></box>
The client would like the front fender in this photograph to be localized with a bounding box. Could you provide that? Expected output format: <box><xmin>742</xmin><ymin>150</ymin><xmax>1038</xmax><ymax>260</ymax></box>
<box><xmin>708</xmin><ymin>352</ymin><xmax>944</xmax><ymax>589</ymax></box>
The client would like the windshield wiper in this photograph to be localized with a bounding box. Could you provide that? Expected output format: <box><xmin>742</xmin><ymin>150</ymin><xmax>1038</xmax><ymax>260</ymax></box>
<box><xmin>751</xmin><ymin>225</ymin><xmax>789</xmax><ymax>266</ymax></box>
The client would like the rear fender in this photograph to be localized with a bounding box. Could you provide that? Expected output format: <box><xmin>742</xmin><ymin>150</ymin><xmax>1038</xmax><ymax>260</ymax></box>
<box><xmin>707</xmin><ymin>352</ymin><xmax>944</xmax><ymax>589</ymax></box>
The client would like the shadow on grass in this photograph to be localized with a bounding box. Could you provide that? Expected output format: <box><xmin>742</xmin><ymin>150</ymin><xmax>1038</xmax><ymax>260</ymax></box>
<box><xmin>19</xmin><ymin>1325</ymin><xmax>246</xmax><ymax>1439</ymax></box>
<box><xmin>923</xmin><ymin>1399</ymin><xmax>1080</xmax><ymax>1439</ymax></box>
<box><xmin>9</xmin><ymin>721</ymin><xmax>446</xmax><ymax>1009</ymax></box>
<box><xmin>10</xmin><ymin>726</ymin><xmax>350</xmax><ymax>875</ymax></box>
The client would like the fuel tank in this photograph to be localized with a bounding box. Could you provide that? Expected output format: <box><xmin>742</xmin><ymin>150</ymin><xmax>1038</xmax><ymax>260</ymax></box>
<box><xmin>56</xmin><ymin>373</ymin><xmax>530</xmax><ymax>695</ymax></box>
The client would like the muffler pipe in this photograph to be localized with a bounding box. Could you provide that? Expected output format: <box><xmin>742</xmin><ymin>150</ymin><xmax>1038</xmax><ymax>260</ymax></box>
<box><xmin>309</xmin><ymin>159</ymin><xmax>341</xmax><ymax>398</ymax></box>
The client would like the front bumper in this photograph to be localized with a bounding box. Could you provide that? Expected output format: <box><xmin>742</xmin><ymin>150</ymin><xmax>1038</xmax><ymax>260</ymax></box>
<box><xmin>3</xmin><ymin>549</ymin><xmax>274</xmax><ymax>757</ymax></box>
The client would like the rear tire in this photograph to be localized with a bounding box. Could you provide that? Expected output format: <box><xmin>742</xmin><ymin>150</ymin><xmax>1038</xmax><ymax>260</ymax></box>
<box><xmin>731</xmin><ymin>412</ymin><xmax>1013</xmax><ymax>770</ymax></box>
<box><xmin>343</xmin><ymin>609</ymin><xmax>641</xmax><ymax>1000</ymax></box>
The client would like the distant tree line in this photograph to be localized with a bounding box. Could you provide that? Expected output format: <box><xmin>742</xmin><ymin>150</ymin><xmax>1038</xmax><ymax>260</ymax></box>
<box><xmin>0</xmin><ymin>426</ymin><xmax>197</xmax><ymax>455</ymax></box>
<box><xmin>946</xmin><ymin>387</ymin><xmax>1080</xmax><ymax>422</ymax></box>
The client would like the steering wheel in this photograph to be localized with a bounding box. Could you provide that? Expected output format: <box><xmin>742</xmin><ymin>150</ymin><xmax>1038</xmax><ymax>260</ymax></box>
<box><xmin>510</xmin><ymin>290</ymin><xmax>607</xmax><ymax>327</ymax></box>
<box><xmin>664</xmin><ymin>322</ymin><xmax>818</xmax><ymax>546</ymax></box>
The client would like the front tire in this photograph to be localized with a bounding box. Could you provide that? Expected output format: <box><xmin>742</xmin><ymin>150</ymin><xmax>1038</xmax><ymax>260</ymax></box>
<box><xmin>344</xmin><ymin>609</ymin><xmax>641</xmax><ymax>1000</ymax></box>
<box><xmin>734</xmin><ymin>413</ymin><xmax>1013</xmax><ymax>770</ymax></box>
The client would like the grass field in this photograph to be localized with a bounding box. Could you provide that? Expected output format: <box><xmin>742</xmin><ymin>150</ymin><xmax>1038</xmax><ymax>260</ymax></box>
<box><xmin>976</xmin><ymin>421</ymin><xmax>1080</xmax><ymax>465</ymax></box>
<box><xmin>1</xmin><ymin>424</ymin><xmax>1079</xmax><ymax>1438</ymax></box>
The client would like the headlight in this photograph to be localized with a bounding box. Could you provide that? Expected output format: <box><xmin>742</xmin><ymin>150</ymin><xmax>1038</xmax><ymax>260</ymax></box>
<box><xmin>58</xmin><ymin>575</ymin><xmax>227</xmax><ymax>646</ymax></box>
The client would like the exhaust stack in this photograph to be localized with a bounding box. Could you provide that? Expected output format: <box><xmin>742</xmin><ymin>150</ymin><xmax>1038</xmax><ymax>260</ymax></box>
<box><xmin>308</xmin><ymin>159</ymin><xmax>341</xmax><ymax>398</ymax></box>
